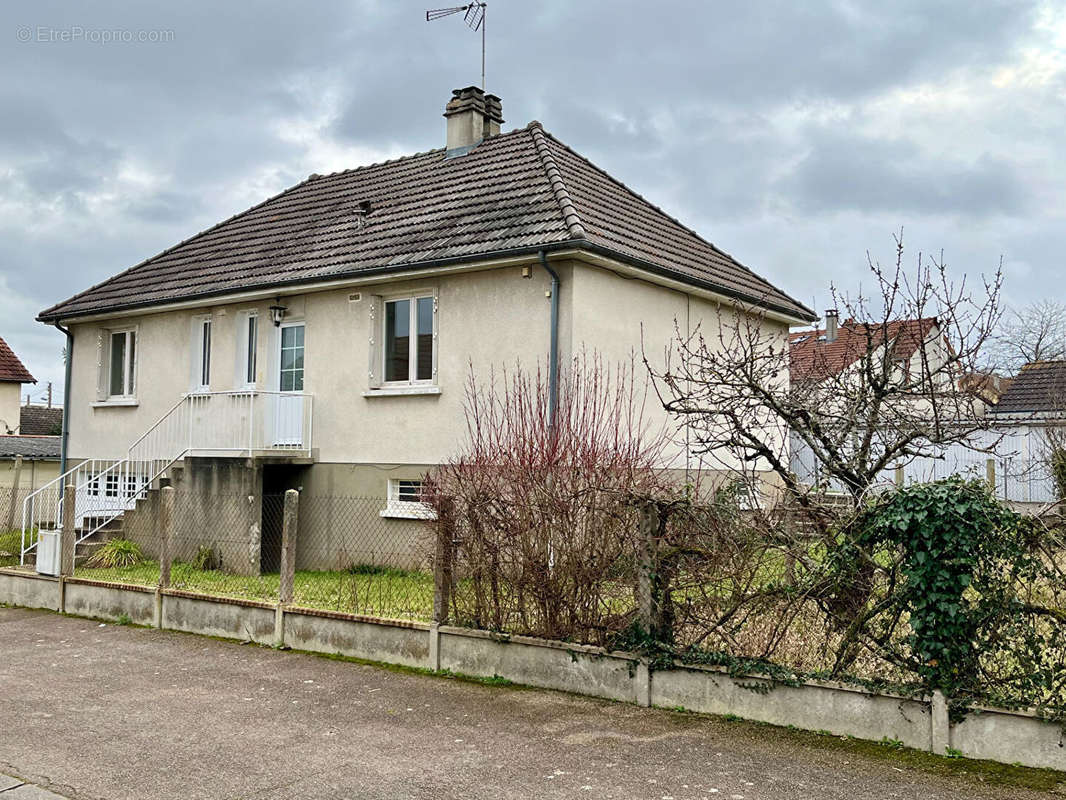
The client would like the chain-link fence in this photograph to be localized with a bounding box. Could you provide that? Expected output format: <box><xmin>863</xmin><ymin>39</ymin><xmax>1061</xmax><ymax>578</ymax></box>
<box><xmin>68</xmin><ymin>489</ymin><xmax>437</xmax><ymax>620</ymax></box>
<box><xmin>0</xmin><ymin>486</ymin><xmax>34</xmax><ymax>568</ymax></box>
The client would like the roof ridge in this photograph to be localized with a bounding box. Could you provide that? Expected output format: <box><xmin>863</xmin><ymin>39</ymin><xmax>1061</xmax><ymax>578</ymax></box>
<box><xmin>526</xmin><ymin>121</ymin><xmax>586</xmax><ymax>240</ymax></box>
<box><xmin>536</xmin><ymin>128</ymin><xmax>814</xmax><ymax>318</ymax></box>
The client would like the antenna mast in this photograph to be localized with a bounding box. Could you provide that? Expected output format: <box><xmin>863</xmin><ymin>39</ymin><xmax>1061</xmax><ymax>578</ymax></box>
<box><xmin>426</xmin><ymin>3</ymin><xmax>488</xmax><ymax>90</ymax></box>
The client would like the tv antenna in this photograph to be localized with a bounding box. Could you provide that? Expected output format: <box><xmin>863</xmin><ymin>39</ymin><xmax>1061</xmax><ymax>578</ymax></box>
<box><xmin>426</xmin><ymin>3</ymin><xmax>488</xmax><ymax>90</ymax></box>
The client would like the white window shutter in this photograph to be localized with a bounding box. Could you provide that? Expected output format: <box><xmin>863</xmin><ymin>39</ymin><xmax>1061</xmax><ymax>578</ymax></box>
<box><xmin>367</xmin><ymin>295</ymin><xmax>383</xmax><ymax>389</ymax></box>
<box><xmin>432</xmin><ymin>292</ymin><xmax>439</xmax><ymax>381</ymax></box>
<box><xmin>95</xmin><ymin>330</ymin><xmax>107</xmax><ymax>400</ymax></box>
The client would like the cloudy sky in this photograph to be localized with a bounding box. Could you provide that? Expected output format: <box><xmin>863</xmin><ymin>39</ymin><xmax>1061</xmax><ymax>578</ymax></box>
<box><xmin>2</xmin><ymin>0</ymin><xmax>1064</xmax><ymax>400</ymax></box>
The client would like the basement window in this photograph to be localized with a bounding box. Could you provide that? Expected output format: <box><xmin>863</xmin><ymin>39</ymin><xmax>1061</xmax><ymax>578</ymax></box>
<box><xmin>380</xmin><ymin>479</ymin><xmax>436</xmax><ymax>520</ymax></box>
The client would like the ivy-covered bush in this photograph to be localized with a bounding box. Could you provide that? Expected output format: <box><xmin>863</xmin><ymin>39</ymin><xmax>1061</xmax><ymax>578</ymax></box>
<box><xmin>859</xmin><ymin>478</ymin><xmax>1066</xmax><ymax>711</ymax></box>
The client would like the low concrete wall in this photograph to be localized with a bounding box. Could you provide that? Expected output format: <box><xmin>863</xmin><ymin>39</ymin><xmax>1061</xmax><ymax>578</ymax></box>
<box><xmin>439</xmin><ymin>627</ymin><xmax>640</xmax><ymax>704</ymax></box>
<box><xmin>0</xmin><ymin>569</ymin><xmax>59</xmax><ymax>611</ymax></box>
<box><xmin>64</xmin><ymin>580</ymin><xmax>156</xmax><ymax>627</ymax></box>
<box><xmin>285</xmin><ymin>608</ymin><xmax>429</xmax><ymax>669</ymax></box>
<box><xmin>162</xmin><ymin>592</ymin><xmax>276</xmax><ymax>645</ymax></box>
<box><xmin>1</xmin><ymin>567</ymin><xmax>1063</xmax><ymax>772</ymax></box>
<box><xmin>953</xmin><ymin>705</ymin><xmax>1066</xmax><ymax>770</ymax></box>
<box><xmin>652</xmin><ymin>662</ymin><xmax>933</xmax><ymax>752</ymax></box>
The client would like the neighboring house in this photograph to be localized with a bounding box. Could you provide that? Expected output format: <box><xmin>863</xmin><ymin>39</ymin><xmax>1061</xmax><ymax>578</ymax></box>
<box><xmin>979</xmin><ymin>360</ymin><xmax>1066</xmax><ymax>504</ymax></box>
<box><xmin>19</xmin><ymin>405</ymin><xmax>63</xmax><ymax>437</ymax></box>
<box><xmin>28</xmin><ymin>86</ymin><xmax>814</xmax><ymax>572</ymax></box>
<box><xmin>0</xmin><ymin>336</ymin><xmax>35</xmax><ymax>435</ymax></box>
<box><xmin>0</xmin><ymin>436</ymin><xmax>62</xmax><ymax>490</ymax></box>
<box><xmin>788</xmin><ymin>314</ymin><xmax>949</xmax><ymax>486</ymax></box>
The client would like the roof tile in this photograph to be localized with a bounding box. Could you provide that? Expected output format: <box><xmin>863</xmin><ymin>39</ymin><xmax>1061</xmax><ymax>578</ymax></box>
<box><xmin>40</xmin><ymin>124</ymin><xmax>813</xmax><ymax>322</ymax></box>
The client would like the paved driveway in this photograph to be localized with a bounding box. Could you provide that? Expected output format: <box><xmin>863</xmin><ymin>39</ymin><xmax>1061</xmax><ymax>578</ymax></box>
<box><xmin>0</xmin><ymin>607</ymin><xmax>1059</xmax><ymax>800</ymax></box>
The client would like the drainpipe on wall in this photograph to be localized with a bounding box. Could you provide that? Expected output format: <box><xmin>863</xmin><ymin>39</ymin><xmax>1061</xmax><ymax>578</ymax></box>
<box><xmin>538</xmin><ymin>250</ymin><xmax>560</xmax><ymax>426</ymax></box>
<box><xmin>53</xmin><ymin>321</ymin><xmax>73</xmax><ymax>476</ymax></box>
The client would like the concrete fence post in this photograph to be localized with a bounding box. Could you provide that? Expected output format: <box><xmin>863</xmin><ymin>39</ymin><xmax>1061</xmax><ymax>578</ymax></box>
<box><xmin>637</xmin><ymin>502</ymin><xmax>671</xmax><ymax>642</ymax></box>
<box><xmin>58</xmin><ymin>483</ymin><xmax>76</xmax><ymax>613</ymax></box>
<box><xmin>5</xmin><ymin>455</ymin><xmax>22</xmax><ymax>532</ymax></box>
<box><xmin>276</xmin><ymin>489</ymin><xmax>298</xmax><ymax>648</ymax></box>
<box><xmin>155</xmin><ymin>486</ymin><xmax>174</xmax><ymax>629</ymax></box>
<box><xmin>279</xmin><ymin>489</ymin><xmax>298</xmax><ymax>605</ymax></box>
<box><xmin>894</xmin><ymin>465</ymin><xmax>904</xmax><ymax>488</ymax></box>
<box><xmin>930</xmin><ymin>689</ymin><xmax>950</xmax><ymax>755</ymax></box>
<box><xmin>430</xmin><ymin>501</ymin><xmax>455</xmax><ymax>671</ymax></box>
<box><xmin>159</xmin><ymin>486</ymin><xmax>174</xmax><ymax>590</ymax></box>
<box><xmin>986</xmin><ymin>458</ymin><xmax>996</xmax><ymax>495</ymax></box>
<box><xmin>432</xmin><ymin>503</ymin><xmax>454</xmax><ymax>626</ymax></box>
<box><xmin>60</xmin><ymin>483</ymin><xmax>76</xmax><ymax>577</ymax></box>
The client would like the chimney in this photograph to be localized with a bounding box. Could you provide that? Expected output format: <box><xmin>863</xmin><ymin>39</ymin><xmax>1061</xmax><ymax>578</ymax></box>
<box><xmin>443</xmin><ymin>86</ymin><xmax>503</xmax><ymax>158</ymax></box>
<box><xmin>824</xmin><ymin>309</ymin><xmax>839</xmax><ymax>343</ymax></box>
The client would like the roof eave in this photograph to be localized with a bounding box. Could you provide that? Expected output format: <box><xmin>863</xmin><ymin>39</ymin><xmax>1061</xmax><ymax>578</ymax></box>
<box><xmin>39</xmin><ymin>240</ymin><xmax>816</xmax><ymax>326</ymax></box>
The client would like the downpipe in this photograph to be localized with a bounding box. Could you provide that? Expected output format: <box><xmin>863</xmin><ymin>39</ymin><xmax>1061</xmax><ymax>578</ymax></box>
<box><xmin>538</xmin><ymin>250</ymin><xmax>560</xmax><ymax>426</ymax></box>
<box><xmin>54</xmin><ymin>321</ymin><xmax>73</xmax><ymax>478</ymax></box>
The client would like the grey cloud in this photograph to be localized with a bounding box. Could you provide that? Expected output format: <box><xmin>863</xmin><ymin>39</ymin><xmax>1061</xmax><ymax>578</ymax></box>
<box><xmin>779</xmin><ymin>133</ymin><xmax>1029</xmax><ymax>217</ymax></box>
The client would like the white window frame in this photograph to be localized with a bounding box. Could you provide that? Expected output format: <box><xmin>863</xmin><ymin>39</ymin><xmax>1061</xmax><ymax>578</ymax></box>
<box><xmin>381</xmin><ymin>293</ymin><xmax>437</xmax><ymax>387</ymax></box>
<box><xmin>195</xmin><ymin>317</ymin><xmax>212</xmax><ymax>392</ymax></box>
<box><xmin>107</xmin><ymin>328</ymin><xmax>138</xmax><ymax>399</ymax></box>
<box><xmin>278</xmin><ymin>320</ymin><xmax>306</xmax><ymax>393</ymax></box>
<box><xmin>236</xmin><ymin>311</ymin><xmax>259</xmax><ymax>388</ymax></box>
<box><xmin>380</xmin><ymin>478</ymin><xmax>436</xmax><ymax>520</ymax></box>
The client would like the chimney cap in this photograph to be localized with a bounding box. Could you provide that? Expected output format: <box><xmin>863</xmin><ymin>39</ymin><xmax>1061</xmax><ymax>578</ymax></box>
<box><xmin>824</xmin><ymin>308</ymin><xmax>839</xmax><ymax>318</ymax></box>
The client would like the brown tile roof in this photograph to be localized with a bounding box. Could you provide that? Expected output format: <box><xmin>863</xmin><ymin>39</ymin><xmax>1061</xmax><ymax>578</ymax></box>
<box><xmin>39</xmin><ymin>123</ymin><xmax>814</xmax><ymax>323</ymax></box>
<box><xmin>19</xmin><ymin>405</ymin><xmax>63</xmax><ymax>436</ymax></box>
<box><xmin>0</xmin><ymin>336</ymin><xmax>34</xmax><ymax>384</ymax></box>
<box><xmin>988</xmin><ymin>360</ymin><xmax>1066</xmax><ymax>416</ymax></box>
<box><xmin>789</xmin><ymin>318</ymin><xmax>939</xmax><ymax>383</ymax></box>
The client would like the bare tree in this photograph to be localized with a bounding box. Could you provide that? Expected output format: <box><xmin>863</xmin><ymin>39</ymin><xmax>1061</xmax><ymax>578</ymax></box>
<box><xmin>988</xmin><ymin>299</ymin><xmax>1066</xmax><ymax>374</ymax></box>
<box><xmin>646</xmin><ymin>233</ymin><xmax>1003</xmax><ymax>515</ymax></box>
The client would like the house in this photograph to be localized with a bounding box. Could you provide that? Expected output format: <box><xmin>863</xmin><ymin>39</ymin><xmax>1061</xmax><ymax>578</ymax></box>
<box><xmin>788</xmin><ymin>313</ymin><xmax>951</xmax><ymax>486</ymax></box>
<box><xmin>28</xmin><ymin>86</ymin><xmax>814</xmax><ymax>573</ymax></box>
<box><xmin>979</xmin><ymin>360</ymin><xmax>1066</xmax><ymax>503</ymax></box>
<box><xmin>0</xmin><ymin>435</ymin><xmax>62</xmax><ymax>527</ymax></box>
<box><xmin>0</xmin><ymin>336</ymin><xmax>36</xmax><ymax>435</ymax></box>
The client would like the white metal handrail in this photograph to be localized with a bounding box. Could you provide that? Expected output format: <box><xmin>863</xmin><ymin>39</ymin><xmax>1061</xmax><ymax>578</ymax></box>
<box><xmin>21</xmin><ymin>390</ymin><xmax>313</xmax><ymax>564</ymax></box>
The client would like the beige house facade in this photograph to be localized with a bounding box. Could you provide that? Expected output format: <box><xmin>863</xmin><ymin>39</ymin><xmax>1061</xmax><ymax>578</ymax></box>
<box><xmin>32</xmin><ymin>87</ymin><xmax>813</xmax><ymax>572</ymax></box>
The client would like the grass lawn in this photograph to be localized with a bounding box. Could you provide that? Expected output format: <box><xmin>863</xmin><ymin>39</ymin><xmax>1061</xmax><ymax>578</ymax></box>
<box><xmin>73</xmin><ymin>560</ymin><xmax>435</xmax><ymax>622</ymax></box>
<box><xmin>0</xmin><ymin>529</ymin><xmax>34</xmax><ymax>568</ymax></box>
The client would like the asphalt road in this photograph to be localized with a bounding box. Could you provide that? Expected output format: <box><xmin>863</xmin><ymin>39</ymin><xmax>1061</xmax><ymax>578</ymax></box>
<box><xmin>0</xmin><ymin>606</ymin><xmax>1059</xmax><ymax>800</ymax></box>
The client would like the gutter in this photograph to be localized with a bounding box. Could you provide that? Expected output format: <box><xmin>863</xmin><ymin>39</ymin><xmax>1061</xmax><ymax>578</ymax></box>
<box><xmin>53</xmin><ymin>321</ymin><xmax>73</xmax><ymax>476</ymax></box>
<box><xmin>538</xmin><ymin>250</ymin><xmax>561</xmax><ymax>425</ymax></box>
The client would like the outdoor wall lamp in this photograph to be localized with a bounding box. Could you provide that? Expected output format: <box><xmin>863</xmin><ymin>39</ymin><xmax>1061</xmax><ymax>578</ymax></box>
<box><xmin>269</xmin><ymin>302</ymin><xmax>287</xmax><ymax>327</ymax></box>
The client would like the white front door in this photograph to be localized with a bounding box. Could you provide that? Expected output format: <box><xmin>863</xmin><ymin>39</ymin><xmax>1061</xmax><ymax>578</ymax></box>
<box><xmin>274</xmin><ymin>322</ymin><xmax>305</xmax><ymax>447</ymax></box>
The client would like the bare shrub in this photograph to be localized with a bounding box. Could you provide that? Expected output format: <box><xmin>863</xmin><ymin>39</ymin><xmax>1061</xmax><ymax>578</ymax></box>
<box><xmin>427</xmin><ymin>354</ymin><xmax>675</xmax><ymax>644</ymax></box>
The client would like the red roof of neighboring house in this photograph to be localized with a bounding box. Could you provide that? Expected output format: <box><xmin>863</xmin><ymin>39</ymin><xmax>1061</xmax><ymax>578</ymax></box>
<box><xmin>0</xmin><ymin>336</ymin><xmax>35</xmax><ymax>384</ymax></box>
<box><xmin>789</xmin><ymin>318</ymin><xmax>938</xmax><ymax>383</ymax></box>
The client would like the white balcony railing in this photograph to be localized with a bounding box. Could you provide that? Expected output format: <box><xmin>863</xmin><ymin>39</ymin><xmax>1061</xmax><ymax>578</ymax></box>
<box><xmin>21</xmin><ymin>390</ymin><xmax>313</xmax><ymax>565</ymax></box>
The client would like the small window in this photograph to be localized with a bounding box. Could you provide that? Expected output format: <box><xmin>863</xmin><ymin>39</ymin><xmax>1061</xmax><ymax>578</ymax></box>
<box><xmin>104</xmin><ymin>474</ymin><xmax>119</xmax><ymax>498</ymax></box>
<box><xmin>198</xmin><ymin>319</ymin><xmax>212</xmax><ymax>389</ymax></box>
<box><xmin>380</xmin><ymin>478</ymin><xmax>436</xmax><ymax>520</ymax></box>
<box><xmin>245</xmin><ymin>314</ymin><xmax>258</xmax><ymax>386</ymax></box>
<box><xmin>384</xmin><ymin>296</ymin><xmax>435</xmax><ymax>384</ymax></box>
<box><xmin>108</xmin><ymin>330</ymin><xmax>137</xmax><ymax>398</ymax></box>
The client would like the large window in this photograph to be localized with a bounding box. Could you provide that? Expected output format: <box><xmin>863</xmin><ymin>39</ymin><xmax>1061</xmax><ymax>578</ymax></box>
<box><xmin>384</xmin><ymin>296</ymin><xmax>434</xmax><ymax>383</ymax></box>
<box><xmin>279</xmin><ymin>323</ymin><xmax>304</xmax><ymax>391</ymax></box>
<box><xmin>108</xmin><ymin>330</ymin><xmax>136</xmax><ymax>398</ymax></box>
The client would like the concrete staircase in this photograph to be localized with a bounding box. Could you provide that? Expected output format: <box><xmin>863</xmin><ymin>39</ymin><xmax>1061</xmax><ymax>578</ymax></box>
<box><xmin>73</xmin><ymin>464</ymin><xmax>185</xmax><ymax>567</ymax></box>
